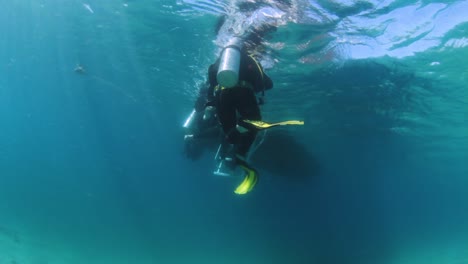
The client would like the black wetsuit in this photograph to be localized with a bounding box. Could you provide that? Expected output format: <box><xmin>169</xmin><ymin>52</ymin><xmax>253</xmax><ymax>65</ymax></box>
<box><xmin>207</xmin><ymin>51</ymin><xmax>273</xmax><ymax>157</ymax></box>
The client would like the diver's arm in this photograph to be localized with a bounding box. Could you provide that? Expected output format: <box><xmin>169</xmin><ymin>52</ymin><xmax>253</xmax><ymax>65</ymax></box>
<box><xmin>244</xmin><ymin>54</ymin><xmax>270</xmax><ymax>94</ymax></box>
<box><xmin>193</xmin><ymin>61</ymin><xmax>219</xmax><ymax>112</ymax></box>
<box><xmin>207</xmin><ymin>60</ymin><xmax>219</xmax><ymax>101</ymax></box>
<box><xmin>194</xmin><ymin>81</ymin><xmax>210</xmax><ymax>112</ymax></box>
<box><xmin>263</xmin><ymin>73</ymin><xmax>273</xmax><ymax>90</ymax></box>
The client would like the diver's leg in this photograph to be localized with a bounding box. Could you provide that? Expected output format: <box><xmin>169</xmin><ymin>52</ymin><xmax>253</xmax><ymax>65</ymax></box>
<box><xmin>232</xmin><ymin>87</ymin><xmax>261</xmax><ymax>195</ymax></box>
<box><xmin>237</xmin><ymin>86</ymin><xmax>261</xmax><ymax>120</ymax></box>
<box><xmin>217</xmin><ymin>88</ymin><xmax>239</xmax><ymax>143</ymax></box>
<box><xmin>235</xmin><ymin>87</ymin><xmax>261</xmax><ymax>157</ymax></box>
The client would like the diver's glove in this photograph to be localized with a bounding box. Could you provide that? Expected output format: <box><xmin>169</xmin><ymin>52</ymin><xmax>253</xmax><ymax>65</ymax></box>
<box><xmin>203</xmin><ymin>106</ymin><xmax>215</xmax><ymax>121</ymax></box>
<box><xmin>205</xmin><ymin>100</ymin><xmax>216</xmax><ymax>108</ymax></box>
<box><xmin>257</xmin><ymin>95</ymin><xmax>265</xmax><ymax>105</ymax></box>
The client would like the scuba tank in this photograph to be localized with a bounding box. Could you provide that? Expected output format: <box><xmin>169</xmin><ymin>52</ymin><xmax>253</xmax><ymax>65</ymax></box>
<box><xmin>216</xmin><ymin>38</ymin><xmax>243</xmax><ymax>88</ymax></box>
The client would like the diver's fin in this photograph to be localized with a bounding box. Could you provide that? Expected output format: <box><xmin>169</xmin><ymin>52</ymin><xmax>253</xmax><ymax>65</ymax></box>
<box><xmin>234</xmin><ymin>165</ymin><xmax>259</xmax><ymax>195</ymax></box>
<box><xmin>241</xmin><ymin>119</ymin><xmax>304</xmax><ymax>130</ymax></box>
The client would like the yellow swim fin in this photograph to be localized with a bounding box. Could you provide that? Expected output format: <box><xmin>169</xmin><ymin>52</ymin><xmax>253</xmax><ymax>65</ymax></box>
<box><xmin>234</xmin><ymin>165</ymin><xmax>259</xmax><ymax>195</ymax></box>
<box><xmin>242</xmin><ymin>120</ymin><xmax>304</xmax><ymax>130</ymax></box>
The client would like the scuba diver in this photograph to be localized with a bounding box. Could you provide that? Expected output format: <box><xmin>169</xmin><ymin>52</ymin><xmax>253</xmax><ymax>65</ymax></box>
<box><xmin>184</xmin><ymin>39</ymin><xmax>273</xmax><ymax>195</ymax></box>
<box><xmin>212</xmin><ymin>40</ymin><xmax>274</xmax><ymax>195</ymax></box>
<box><xmin>184</xmin><ymin>44</ymin><xmax>303</xmax><ymax>194</ymax></box>
<box><xmin>183</xmin><ymin>3</ymin><xmax>304</xmax><ymax>195</ymax></box>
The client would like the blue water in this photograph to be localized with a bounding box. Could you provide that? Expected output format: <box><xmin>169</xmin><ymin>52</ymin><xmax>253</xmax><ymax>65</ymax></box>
<box><xmin>1</xmin><ymin>1</ymin><xmax>467</xmax><ymax>263</ymax></box>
